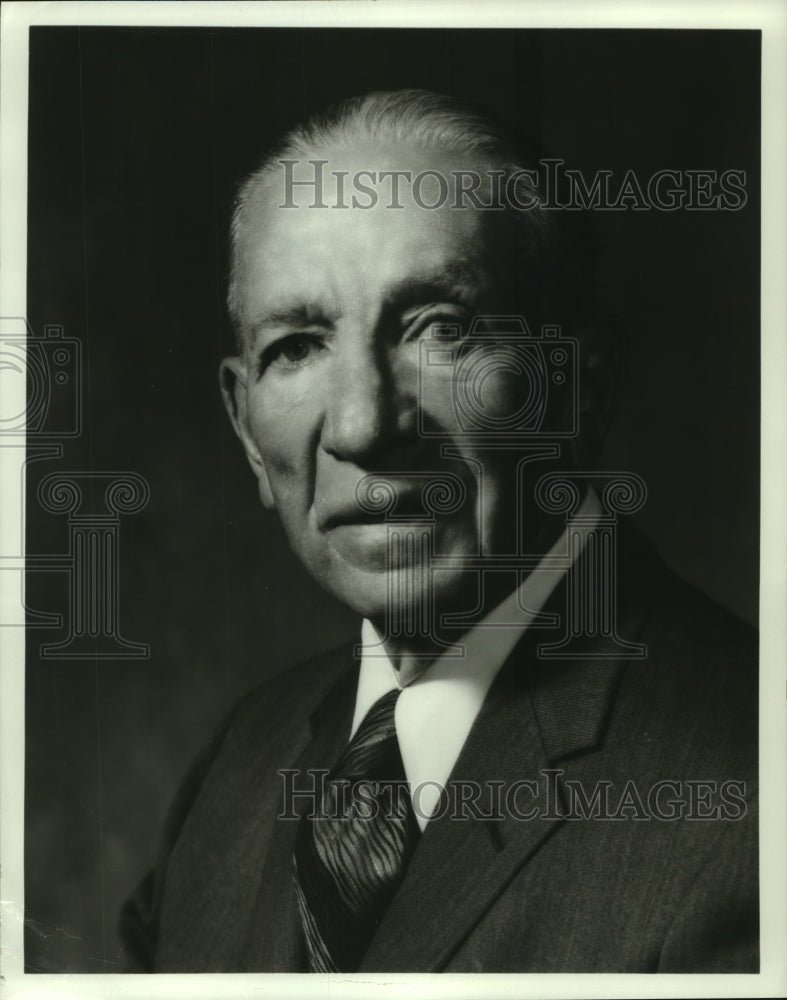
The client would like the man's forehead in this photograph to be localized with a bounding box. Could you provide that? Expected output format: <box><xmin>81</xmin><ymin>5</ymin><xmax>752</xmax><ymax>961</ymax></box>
<box><xmin>241</xmin><ymin>143</ymin><xmax>495</xmax><ymax>242</ymax></box>
<box><xmin>242</xmin><ymin>137</ymin><xmax>494</xmax><ymax>218</ymax></box>
<box><xmin>231</xmin><ymin>139</ymin><xmax>514</xmax><ymax>335</ymax></box>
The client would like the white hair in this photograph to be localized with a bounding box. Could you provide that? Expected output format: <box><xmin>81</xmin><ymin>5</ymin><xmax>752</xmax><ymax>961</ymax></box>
<box><xmin>226</xmin><ymin>89</ymin><xmax>558</xmax><ymax>345</ymax></box>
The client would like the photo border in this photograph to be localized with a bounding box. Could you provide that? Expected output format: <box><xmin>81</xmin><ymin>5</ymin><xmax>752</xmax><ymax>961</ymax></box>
<box><xmin>1</xmin><ymin>2</ymin><xmax>785</xmax><ymax>998</ymax></box>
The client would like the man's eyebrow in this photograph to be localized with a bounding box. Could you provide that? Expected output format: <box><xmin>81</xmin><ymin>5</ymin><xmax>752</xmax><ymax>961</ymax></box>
<box><xmin>248</xmin><ymin>304</ymin><xmax>333</xmax><ymax>334</ymax></box>
<box><xmin>382</xmin><ymin>261</ymin><xmax>484</xmax><ymax>310</ymax></box>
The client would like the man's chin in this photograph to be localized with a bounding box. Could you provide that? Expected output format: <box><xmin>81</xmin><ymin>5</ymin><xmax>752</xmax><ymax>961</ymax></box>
<box><xmin>313</xmin><ymin>558</ymin><xmax>476</xmax><ymax>635</ymax></box>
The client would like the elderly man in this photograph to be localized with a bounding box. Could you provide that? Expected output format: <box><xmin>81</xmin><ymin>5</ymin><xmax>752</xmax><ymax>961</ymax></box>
<box><xmin>120</xmin><ymin>90</ymin><xmax>757</xmax><ymax>973</ymax></box>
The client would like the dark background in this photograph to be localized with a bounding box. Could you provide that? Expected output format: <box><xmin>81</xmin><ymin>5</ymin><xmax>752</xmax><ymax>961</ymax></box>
<box><xmin>24</xmin><ymin>27</ymin><xmax>760</xmax><ymax>972</ymax></box>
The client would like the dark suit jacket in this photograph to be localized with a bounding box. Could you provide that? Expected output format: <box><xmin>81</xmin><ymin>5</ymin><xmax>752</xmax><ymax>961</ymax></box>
<box><xmin>120</xmin><ymin>528</ymin><xmax>758</xmax><ymax>972</ymax></box>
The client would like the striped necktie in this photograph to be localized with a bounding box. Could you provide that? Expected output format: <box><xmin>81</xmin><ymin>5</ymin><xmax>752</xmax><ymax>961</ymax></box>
<box><xmin>292</xmin><ymin>687</ymin><xmax>420</xmax><ymax>972</ymax></box>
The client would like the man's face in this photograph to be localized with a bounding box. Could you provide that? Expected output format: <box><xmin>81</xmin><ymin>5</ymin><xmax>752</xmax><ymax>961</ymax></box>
<box><xmin>223</xmin><ymin>141</ymin><xmax>534</xmax><ymax>626</ymax></box>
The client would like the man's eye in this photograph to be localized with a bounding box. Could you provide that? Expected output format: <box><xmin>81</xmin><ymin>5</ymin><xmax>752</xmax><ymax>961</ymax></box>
<box><xmin>259</xmin><ymin>333</ymin><xmax>322</xmax><ymax>375</ymax></box>
<box><xmin>429</xmin><ymin>321</ymin><xmax>466</xmax><ymax>342</ymax></box>
<box><xmin>279</xmin><ymin>335</ymin><xmax>313</xmax><ymax>363</ymax></box>
<box><xmin>405</xmin><ymin>313</ymin><xmax>469</xmax><ymax>344</ymax></box>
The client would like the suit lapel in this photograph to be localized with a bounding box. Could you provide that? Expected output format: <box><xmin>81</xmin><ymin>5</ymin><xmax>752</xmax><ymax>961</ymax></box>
<box><xmin>360</xmin><ymin>525</ymin><xmax>654</xmax><ymax>971</ymax></box>
<box><xmin>243</xmin><ymin>655</ymin><xmax>359</xmax><ymax>971</ymax></box>
<box><xmin>359</xmin><ymin>627</ymin><xmax>561</xmax><ymax>971</ymax></box>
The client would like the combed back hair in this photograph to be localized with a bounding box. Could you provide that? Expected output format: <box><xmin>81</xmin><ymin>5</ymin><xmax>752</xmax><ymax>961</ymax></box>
<box><xmin>225</xmin><ymin>88</ymin><xmax>596</xmax><ymax>347</ymax></box>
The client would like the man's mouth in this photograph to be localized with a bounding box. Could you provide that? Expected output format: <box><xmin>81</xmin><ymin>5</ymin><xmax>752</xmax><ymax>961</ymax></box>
<box><xmin>320</xmin><ymin>492</ymin><xmax>428</xmax><ymax>532</ymax></box>
<box><xmin>322</xmin><ymin>509</ymin><xmax>388</xmax><ymax>530</ymax></box>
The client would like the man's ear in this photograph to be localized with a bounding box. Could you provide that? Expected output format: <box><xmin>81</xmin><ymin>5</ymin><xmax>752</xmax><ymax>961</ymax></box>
<box><xmin>219</xmin><ymin>357</ymin><xmax>276</xmax><ymax>509</ymax></box>
<box><xmin>570</xmin><ymin>317</ymin><xmax>628</xmax><ymax>470</ymax></box>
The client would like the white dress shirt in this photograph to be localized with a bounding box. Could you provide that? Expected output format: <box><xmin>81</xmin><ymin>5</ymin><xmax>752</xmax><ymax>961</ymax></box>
<box><xmin>350</xmin><ymin>488</ymin><xmax>602</xmax><ymax>829</ymax></box>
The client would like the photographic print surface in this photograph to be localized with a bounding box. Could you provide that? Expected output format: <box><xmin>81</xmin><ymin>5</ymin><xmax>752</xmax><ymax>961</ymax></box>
<box><xmin>2</xmin><ymin>3</ymin><xmax>784</xmax><ymax>997</ymax></box>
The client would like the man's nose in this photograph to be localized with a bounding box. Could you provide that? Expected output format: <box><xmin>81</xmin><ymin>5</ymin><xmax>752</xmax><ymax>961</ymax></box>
<box><xmin>320</xmin><ymin>340</ymin><xmax>415</xmax><ymax>464</ymax></box>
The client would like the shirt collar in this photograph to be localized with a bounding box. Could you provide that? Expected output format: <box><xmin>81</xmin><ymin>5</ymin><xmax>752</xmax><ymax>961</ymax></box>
<box><xmin>351</xmin><ymin>488</ymin><xmax>602</xmax><ymax>828</ymax></box>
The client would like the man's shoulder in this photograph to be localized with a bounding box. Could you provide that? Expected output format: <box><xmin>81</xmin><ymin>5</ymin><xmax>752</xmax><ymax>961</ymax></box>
<box><xmin>617</xmin><ymin>522</ymin><xmax>756</xmax><ymax>668</ymax></box>
<box><xmin>644</xmin><ymin>546</ymin><xmax>757</xmax><ymax>694</ymax></box>
<box><xmin>165</xmin><ymin>640</ymin><xmax>358</xmax><ymax>831</ymax></box>
<box><xmin>156</xmin><ymin>642</ymin><xmax>357</xmax><ymax>876</ymax></box>
<box><xmin>220</xmin><ymin>639</ymin><xmax>359</xmax><ymax>754</ymax></box>
<box><xmin>650</xmin><ymin>554</ymin><xmax>755</xmax><ymax>646</ymax></box>
<box><xmin>119</xmin><ymin>640</ymin><xmax>359</xmax><ymax>971</ymax></box>
<box><xmin>616</xmin><ymin>534</ymin><xmax>757</xmax><ymax>782</ymax></box>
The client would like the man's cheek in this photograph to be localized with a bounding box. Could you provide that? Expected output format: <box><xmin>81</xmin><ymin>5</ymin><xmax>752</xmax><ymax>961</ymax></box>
<box><xmin>263</xmin><ymin>461</ymin><xmax>311</xmax><ymax>524</ymax></box>
<box><xmin>419</xmin><ymin>370</ymin><xmax>462</xmax><ymax>435</ymax></box>
<box><xmin>252</xmin><ymin>407</ymin><xmax>313</xmax><ymax>477</ymax></box>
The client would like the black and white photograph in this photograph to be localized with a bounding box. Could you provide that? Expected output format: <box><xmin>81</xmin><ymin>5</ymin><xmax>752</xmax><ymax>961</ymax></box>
<box><xmin>1</xmin><ymin>2</ymin><xmax>785</xmax><ymax>997</ymax></box>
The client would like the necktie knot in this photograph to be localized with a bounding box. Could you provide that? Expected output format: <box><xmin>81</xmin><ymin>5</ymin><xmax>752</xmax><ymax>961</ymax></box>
<box><xmin>331</xmin><ymin>687</ymin><xmax>400</xmax><ymax>782</ymax></box>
